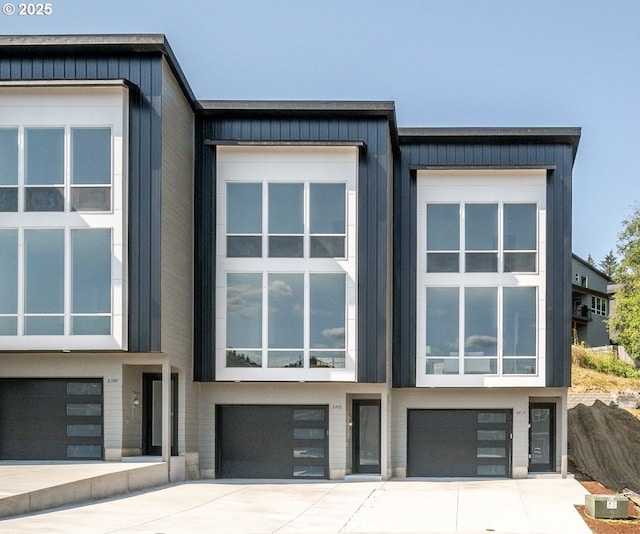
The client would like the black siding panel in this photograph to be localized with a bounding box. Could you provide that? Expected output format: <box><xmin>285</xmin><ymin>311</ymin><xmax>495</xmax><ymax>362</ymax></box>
<box><xmin>393</xmin><ymin>142</ymin><xmax>574</xmax><ymax>388</ymax></box>
<box><xmin>1</xmin><ymin>52</ymin><xmax>165</xmax><ymax>352</ymax></box>
<box><xmin>194</xmin><ymin>117</ymin><xmax>390</xmax><ymax>382</ymax></box>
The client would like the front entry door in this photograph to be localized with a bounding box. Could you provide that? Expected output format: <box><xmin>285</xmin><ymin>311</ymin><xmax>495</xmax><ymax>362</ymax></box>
<box><xmin>143</xmin><ymin>374</ymin><xmax>178</xmax><ymax>456</ymax></box>
<box><xmin>353</xmin><ymin>400</ymin><xmax>381</xmax><ymax>474</ymax></box>
<box><xmin>529</xmin><ymin>404</ymin><xmax>555</xmax><ymax>472</ymax></box>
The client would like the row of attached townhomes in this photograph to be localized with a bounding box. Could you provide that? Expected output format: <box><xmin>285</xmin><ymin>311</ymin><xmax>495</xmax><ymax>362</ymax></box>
<box><xmin>0</xmin><ymin>35</ymin><xmax>580</xmax><ymax>480</ymax></box>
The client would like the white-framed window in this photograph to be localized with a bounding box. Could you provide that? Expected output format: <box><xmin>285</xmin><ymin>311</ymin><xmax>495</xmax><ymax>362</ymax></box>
<box><xmin>226</xmin><ymin>181</ymin><xmax>346</xmax><ymax>259</ymax></box>
<box><xmin>591</xmin><ymin>296</ymin><xmax>607</xmax><ymax>316</ymax></box>
<box><xmin>0</xmin><ymin>84</ymin><xmax>128</xmax><ymax>350</ymax></box>
<box><xmin>417</xmin><ymin>170</ymin><xmax>546</xmax><ymax>387</ymax></box>
<box><xmin>216</xmin><ymin>146</ymin><xmax>357</xmax><ymax>381</ymax></box>
<box><xmin>427</xmin><ymin>202</ymin><xmax>537</xmax><ymax>273</ymax></box>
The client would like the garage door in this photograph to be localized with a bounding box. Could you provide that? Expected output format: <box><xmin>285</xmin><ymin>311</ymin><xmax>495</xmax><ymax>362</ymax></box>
<box><xmin>0</xmin><ymin>378</ymin><xmax>103</xmax><ymax>460</ymax></box>
<box><xmin>407</xmin><ymin>409</ymin><xmax>511</xmax><ymax>477</ymax></box>
<box><xmin>216</xmin><ymin>405</ymin><xmax>328</xmax><ymax>479</ymax></box>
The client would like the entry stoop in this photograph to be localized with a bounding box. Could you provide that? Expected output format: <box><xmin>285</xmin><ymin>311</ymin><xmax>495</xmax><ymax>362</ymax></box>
<box><xmin>0</xmin><ymin>461</ymin><xmax>172</xmax><ymax>518</ymax></box>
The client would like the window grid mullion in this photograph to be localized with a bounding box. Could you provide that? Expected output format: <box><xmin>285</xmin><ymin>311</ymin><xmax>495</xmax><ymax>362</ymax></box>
<box><xmin>262</xmin><ymin>182</ymin><xmax>267</xmax><ymax>259</ymax></box>
<box><xmin>64</xmin><ymin>227</ymin><xmax>71</xmax><ymax>336</ymax></box>
<box><xmin>262</xmin><ymin>271</ymin><xmax>267</xmax><ymax>368</ymax></box>
<box><xmin>303</xmin><ymin>182</ymin><xmax>309</xmax><ymax>259</ymax></box>
<box><xmin>497</xmin><ymin>286</ymin><xmax>503</xmax><ymax>376</ymax></box>
<box><xmin>17</xmin><ymin>227</ymin><xmax>24</xmax><ymax>336</ymax></box>
<box><xmin>459</xmin><ymin>286</ymin><xmax>464</xmax><ymax>375</ymax></box>
<box><xmin>18</xmin><ymin>126</ymin><xmax>24</xmax><ymax>213</ymax></box>
<box><xmin>304</xmin><ymin>272</ymin><xmax>309</xmax><ymax>367</ymax></box>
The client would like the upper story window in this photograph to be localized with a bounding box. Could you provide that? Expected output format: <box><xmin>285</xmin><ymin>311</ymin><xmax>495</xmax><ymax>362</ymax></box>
<box><xmin>591</xmin><ymin>296</ymin><xmax>607</xmax><ymax>316</ymax></box>
<box><xmin>226</xmin><ymin>181</ymin><xmax>346</xmax><ymax>258</ymax></box>
<box><xmin>0</xmin><ymin>84</ymin><xmax>128</xmax><ymax>351</ymax></box>
<box><xmin>0</xmin><ymin>126</ymin><xmax>112</xmax><ymax>213</ymax></box>
<box><xmin>417</xmin><ymin>169</ymin><xmax>547</xmax><ymax>387</ymax></box>
<box><xmin>217</xmin><ymin>146</ymin><xmax>358</xmax><ymax>382</ymax></box>
<box><xmin>426</xmin><ymin>202</ymin><xmax>537</xmax><ymax>273</ymax></box>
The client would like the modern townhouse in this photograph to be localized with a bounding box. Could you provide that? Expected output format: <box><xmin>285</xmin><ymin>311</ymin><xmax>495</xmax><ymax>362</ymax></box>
<box><xmin>0</xmin><ymin>35</ymin><xmax>580</xmax><ymax>480</ymax></box>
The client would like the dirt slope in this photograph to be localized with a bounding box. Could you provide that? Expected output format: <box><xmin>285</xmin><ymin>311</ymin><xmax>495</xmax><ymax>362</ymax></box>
<box><xmin>568</xmin><ymin>400</ymin><xmax>640</xmax><ymax>494</ymax></box>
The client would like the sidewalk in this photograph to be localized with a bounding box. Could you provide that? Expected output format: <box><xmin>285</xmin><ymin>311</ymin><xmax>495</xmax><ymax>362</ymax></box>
<box><xmin>0</xmin><ymin>475</ymin><xmax>591</xmax><ymax>533</ymax></box>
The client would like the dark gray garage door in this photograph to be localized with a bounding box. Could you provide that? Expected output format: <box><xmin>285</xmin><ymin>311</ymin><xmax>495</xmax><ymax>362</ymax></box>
<box><xmin>0</xmin><ymin>378</ymin><xmax>103</xmax><ymax>460</ymax></box>
<box><xmin>407</xmin><ymin>409</ymin><xmax>511</xmax><ymax>477</ymax></box>
<box><xmin>216</xmin><ymin>405</ymin><xmax>328</xmax><ymax>479</ymax></box>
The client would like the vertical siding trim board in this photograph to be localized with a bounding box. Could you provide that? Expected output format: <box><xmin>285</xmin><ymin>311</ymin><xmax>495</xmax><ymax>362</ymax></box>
<box><xmin>0</xmin><ymin>52</ymin><xmax>166</xmax><ymax>352</ymax></box>
<box><xmin>392</xmin><ymin>142</ymin><xmax>575</xmax><ymax>388</ymax></box>
<box><xmin>193</xmin><ymin>117</ymin><xmax>390</xmax><ymax>383</ymax></box>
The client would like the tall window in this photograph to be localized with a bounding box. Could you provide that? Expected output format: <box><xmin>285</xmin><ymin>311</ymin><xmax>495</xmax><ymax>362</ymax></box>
<box><xmin>417</xmin><ymin>170</ymin><xmax>546</xmax><ymax>386</ymax></box>
<box><xmin>0</xmin><ymin>85</ymin><xmax>127</xmax><ymax>350</ymax></box>
<box><xmin>217</xmin><ymin>146</ymin><xmax>357</xmax><ymax>381</ymax></box>
<box><xmin>591</xmin><ymin>297</ymin><xmax>607</xmax><ymax>316</ymax></box>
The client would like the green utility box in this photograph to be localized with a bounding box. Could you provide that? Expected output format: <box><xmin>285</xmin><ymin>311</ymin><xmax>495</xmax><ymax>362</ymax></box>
<box><xmin>585</xmin><ymin>494</ymin><xmax>629</xmax><ymax>519</ymax></box>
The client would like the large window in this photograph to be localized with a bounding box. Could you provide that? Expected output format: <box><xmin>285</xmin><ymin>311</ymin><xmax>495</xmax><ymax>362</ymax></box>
<box><xmin>417</xmin><ymin>170</ymin><xmax>546</xmax><ymax>386</ymax></box>
<box><xmin>0</xmin><ymin>85</ymin><xmax>127</xmax><ymax>350</ymax></box>
<box><xmin>426</xmin><ymin>203</ymin><xmax>537</xmax><ymax>273</ymax></box>
<box><xmin>227</xmin><ymin>182</ymin><xmax>346</xmax><ymax>258</ymax></box>
<box><xmin>226</xmin><ymin>272</ymin><xmax>346</xmax><ymax>369</ymax></box>
<box><xmin>217</xmin><ymin>146</ymin><xmax>357</xmax><ymax>381</ymax></box>
<box><xmin>425</xmin><ymin>286</ymin><xmax>537</xmax><ymax>376</ymax></box>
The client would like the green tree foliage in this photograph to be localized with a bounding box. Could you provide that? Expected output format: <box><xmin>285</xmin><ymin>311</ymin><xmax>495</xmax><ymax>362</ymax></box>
<box><xmin>608</xmin><ymin>203</ymin><xmax>640</xmax><ymax>359</ymax></box>
<box><xmin>587</xmin><ymin>253</ymin><xmax>595</xmax><ymax>266</ymax></box>
<box><xmin>599</xmin><ymin>249</ymin><xmax>618</xmax><ymax>278</ymax></box>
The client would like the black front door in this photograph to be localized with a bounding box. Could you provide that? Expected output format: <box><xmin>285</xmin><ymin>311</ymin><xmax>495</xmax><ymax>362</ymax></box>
<box><xmin>353</xmin><ymin>400</ymin><xmax>381</xmax><ymax>474</ymax></box>
<box><xmin>142</xmin><ymin>374</ymin><xmax>178</xmax><ymax>456</ymax></box>
<box><xmin>529</xmin><ymin>403</ymin><xmax>555</xmax><ymax>472</ymax></box>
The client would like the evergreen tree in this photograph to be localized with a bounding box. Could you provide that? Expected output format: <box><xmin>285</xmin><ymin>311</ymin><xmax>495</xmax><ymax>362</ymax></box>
<box><xmin>587</xmin><ymin>253</ymin><xmax>595</xmax><ymax>266</ymax></box>
<box><xmin>608</xmin><ymin>204</ymin><xmax>640</xmax><ymax>359</ymax></box>
<box><xmin>599</xmin><ymin>249</ymin><xmax>618</xmax><ymax>278</ymax></box>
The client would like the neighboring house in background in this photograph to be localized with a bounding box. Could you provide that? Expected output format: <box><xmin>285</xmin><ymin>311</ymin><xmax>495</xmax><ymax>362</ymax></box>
<box><xmin>571</xmin><ymin>254</ymin><xmax>612</xmax><ymax>347</ymax></box>
<box><xmin>0</xmin><ymin>35</ymin><xmax>580</xmax><ymax>480</ymax></box>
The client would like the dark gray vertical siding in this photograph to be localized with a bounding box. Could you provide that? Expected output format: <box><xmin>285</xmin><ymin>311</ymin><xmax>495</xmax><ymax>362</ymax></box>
<box><xmin>193</xmin><ymin>122</ymin><xmax>217</xmax><ymax>381</ymax></box>
<box><xmin>393</xmin><ymin>142</ymin><xmax>574</xmax><ymax>388</ymax></box>
<box><xmin>194</xmin><ymin>117</ymin><xmax>390</xmax><ymax>383</ymax></box>
<box><xmin>0</xmin><ymin>52</ymin><xmax>164</xmax><ymax>352</ymax></box>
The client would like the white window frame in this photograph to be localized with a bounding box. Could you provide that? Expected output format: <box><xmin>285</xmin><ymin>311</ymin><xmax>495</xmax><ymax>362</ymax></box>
<box><xmin>216</xmin><ymin>146</ymin><xmax>358</xmax><ymax>381</ymax></box>
<box><xmin>416</xmin><ymin>169</ymin><xmax>547</xmax><ymax>387</ymax></box>
<box><xmin>591</xmin><ymin>296</ymin><xmax>607</xmax><ymax>316</ymax></box>
<box><xmin>0</xmin><ymin>84</ymin><xmax>128</xmax><ymax>350</ymax></box>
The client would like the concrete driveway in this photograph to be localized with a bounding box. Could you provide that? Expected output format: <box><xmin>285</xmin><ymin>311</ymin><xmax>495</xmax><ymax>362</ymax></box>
<box><xmin>0</xmin><ymin>477</ymin><xmax>591</xmax><ymax>533</ymax></box>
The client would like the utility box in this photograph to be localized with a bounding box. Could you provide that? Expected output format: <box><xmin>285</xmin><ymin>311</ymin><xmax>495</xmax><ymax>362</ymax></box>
<box><xmin>585</xmin><ymin>494</ymin><xmax>629</xmax><ymax>519</ymax></box>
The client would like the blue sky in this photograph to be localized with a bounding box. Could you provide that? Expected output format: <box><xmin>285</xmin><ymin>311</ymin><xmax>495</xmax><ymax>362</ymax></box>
<box><xmin>2</xmin><ymin>0</ymin><xmax>638</xmax><ymax>266</ymax></box>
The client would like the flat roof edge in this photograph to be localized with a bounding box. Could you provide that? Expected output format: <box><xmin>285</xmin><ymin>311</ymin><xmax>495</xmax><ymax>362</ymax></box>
<box><xmin>398</xmin><ymin>126</ymin><xmax>581</xmax><ymax>138</ymax></box>
<box><xmin>0</xmin><ymin>34</ymin><xmax>168</xmax><ymax>48</ymax></box>
<box><xmin>199</xmin><ymin>100</ymin><xmax>396</xmax><ymax>114</ymax></box>
<box><xmin>399</xmin><ymin>127</ymin><xmax>581</xmax><ymax>160</ymax></box>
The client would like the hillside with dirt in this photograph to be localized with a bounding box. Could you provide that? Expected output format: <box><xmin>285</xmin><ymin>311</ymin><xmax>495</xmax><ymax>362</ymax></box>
<box><xmin>568</xmin><ymin>347</ymin><xmax>640</xmax><ymax>496</ymax></box>
<box><xmin>568</xmin><ymin>400</ymin><xmax>640</xmax><ymax>494</ymax></box>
